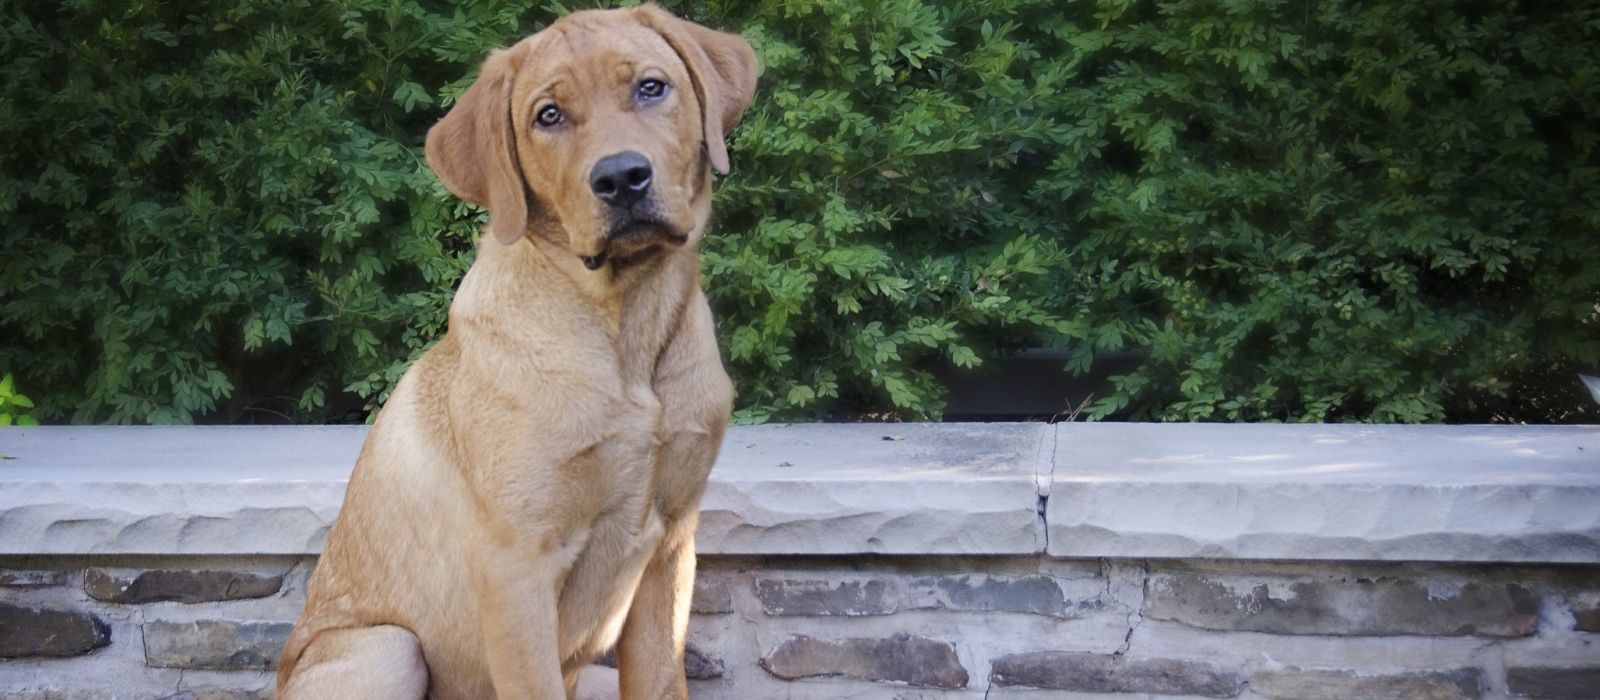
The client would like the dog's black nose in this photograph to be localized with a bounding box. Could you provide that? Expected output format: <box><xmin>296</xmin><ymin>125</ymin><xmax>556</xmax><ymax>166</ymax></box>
<box><xmin>589</xmin><ymin>151</ymin><xmax>652</xmax><ymax>208</ymax></box>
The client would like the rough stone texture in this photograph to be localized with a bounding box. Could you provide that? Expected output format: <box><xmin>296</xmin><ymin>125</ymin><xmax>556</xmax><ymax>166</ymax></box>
<box><xmin>142</xmin><ymin>619</ymin><xmax>293</xmax><ymax>670</ymax></box>
<box><xmin>1505</xmin><ymin>667</ymin><xmax>1600</xmax><ymax>698</ymax></box>
<box><xmin>905</xmin><ymin>574</ymin><xmax>1104</xmax><ymax>618</ymax></box>
<box><xmin>1572</xmin><ymin>600</ymin><xmax>1600</xmax><ymax>632</ymax></box>
<box><xmin>0</xmin><ymin>427</ymin><xmax>362</xmax><ymax>555</ymax></box>
<box><xmin>682</xmin><ymin>645</ymin><xmax>725</xmax><ymax>680</ymax></box>
<box><xmin>4</xmin><ymin>424</ymin><xmax>1600</xmax><ymax>700</ymax></box>
<box><xmin>2</xmin><ymin>556</ymin><xmax>1599</xmax><ymax>700</ymax></box>
<box><xmin>1049</xmin><ymin>423</ymin><xmax>1600</xmax><ymax>562</ymax></box>
<box><xmin>3</xmin><ymin>688</ymin><xmax>272</xmax><ymax>700</ymax></box>
<box><xmin>0</xmin><ymin>423</ymin><xmax>1047</xmax><ymax>556</ymax></box>
<box><xmin>760</xmin><ymin>633</ymin><xmax>968</xmax><ymax>688</ymax></box>
<box><xmin>0</xmin><ymin>603</ymin><xmax>110</xmax><ymax>658</ymax></box>
<box><xmin>701</xmin><ymin>423</ymin><xmax>1048</xmax><ymax>555</ymax></box>
<box><xmin>690</xmin><ymin>576</ymin><xmax>733</xmax><ymax>614</ymax></box>
<box><xmin>755</xmin><ymin>577</ymin><xmax>899</xmax><ymax>616</ymax></box>
<box><xmin>1251</xmin><ymin>668</ymin><xmax>1483</xmax><ymax>700</ymax></box>
<box><xmin>751</xmin><ymin>572</ymin><xmax>1118</xmax><ymax>620</ymax></box>
<box><xmin>83</xmin><ymin>568</ymin><xmax>283</xmax><ymax>604</ymax></box>
<box><xmin>988</xmin><ymin>652</ymin><xmax>1240</xmax><ymax>697</ymax></box>
<box><xmin>0</xmin><ymin>691</ymin><xmax>115</xmax><ymax>700</ymax></box>
<box><xmin>159</xmin><ymin>691</ymin><xmax>273</xmax><ymax>700</ymax></box>
<box><xmin>0</xmin><ymin>571</ymin><xmax>67</xmax><ymax>588</ymax></box>
<box><xmin>7</xmin><ymin>424</ymin><xmax>1599</xmax><ymax>562</ymax></box>
<box><xmin>1144</xmin><ymin>571</ymin><xmax>1540</xmax><ymax>637</ymax></box>
<box><xmin>593</xmin><ymin>643</ymin><xmax>724</xmax><ymax>679</ymax></box>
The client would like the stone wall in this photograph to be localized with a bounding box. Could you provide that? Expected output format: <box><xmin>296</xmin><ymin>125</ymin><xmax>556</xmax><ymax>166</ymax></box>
<box><xmin>3</xmin><ymin>555</ymin><xmax>1598</xmax><ymax>699</ymax></box>
<box><xmin>2</xmin><ymin>423</ymin><xmax>1597</xmax><ymax>698</ymax></box>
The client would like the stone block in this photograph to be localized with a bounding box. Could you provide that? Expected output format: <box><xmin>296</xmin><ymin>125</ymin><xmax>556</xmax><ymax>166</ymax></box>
<box><xmin>906</xmin><ymin>574</ymin><xmax>1105</xmax><ymax>618</ymax></box>
<box><xmin>690</xmin><ymin>577</ymin><xmax>733</xmax><ymax>614</ymax></box>
<box><xmin>1251</xmin><ymin>668</ymin><xmax>1482</xmax><ymax>700</ymax></box>
<box><xmin>592</xmin><ymin>643</ymin><xmax>724</xmax><ymax>679</ymax></box>
<box><xmin>1505</xmin><ymin>666</ymin><xmax>1600</xmax><ymax>699</ymax></box>
<box><xmin>1047</xmin><ymin>423</ymin><xmax>1600</xmax><ymax>564</ymax></box>
<box><xmin>158</xmin><ymin>690</ymin><xmax>273</xmax><ymax>700</ymax></box>
<box><xmin>0</xmin><ymin>603</ymin><xmax>110</xmax><ymax>658</ymax></box>
<box><xmin>0</xmin><ymin>571</ymin><xmax>67</xmax><ymax>588</ymax></box>
<box><xmin>84</xmin><ymin>568</ymin><xmax>283</xmax><ymax>604</ymax></box>
<box><xmin>699</xmin><ymin>423</ymin><xmax>1048</xmax><ymax>555</ymax></box>
<box><xmin>0</xmin><ymin>691</ymin><xmax>115</xmax><ymax>700</ymax></box>
<box><xmin>760</xmin><ymin>633</ymin><xmax>968</xmax><ymax>688</ymax></box>
<box><xmin>143</xmin><ymin>619</ymin><xmax>293</xmax><ymax>670</ymax></box>
<box><xmin>1572</xmin><ymin>600</ymin><xmax>1600</xmax><ymax>632</ymax></box>
<box><xmin>755</xmin><ymin>577</ymin><xmax>898</xmax><ymax>616</ymax></box>
<box><xmin>1145</xmin><ymin>572</ymin><xmax>1539</xmax><ymax>637</ymax></box>
<box><xmin>989</xmin><ymin>652</ymin><xmax>1240</xmax><ymax>698</ymax></box>
<box><xmin>683</xmin><ymin>644</ymin><xmax>724</xmax><ymax>680</ymax></box>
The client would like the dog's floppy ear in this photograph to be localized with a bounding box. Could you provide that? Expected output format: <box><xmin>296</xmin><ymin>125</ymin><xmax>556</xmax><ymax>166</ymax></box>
<box><xmin>637</xmin><ymin>4</ymin><xmax>758</xmax><ymax>175</ymax></box>
<box><xmin>425</xmin><ymin>45</ymin><xmax>530</xmax><ymax>245</ymax></box>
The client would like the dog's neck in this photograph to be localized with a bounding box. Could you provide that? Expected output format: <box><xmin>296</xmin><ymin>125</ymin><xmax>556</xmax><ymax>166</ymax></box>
<box><xmin>453</xmin><ymin>229</ymin><xmax>699</xmax><ymax>387</ymax></box>
<box><xmin>528</xmin><ymin>232</ymin><xmax>691</xmax><ymax>309</ymax></box>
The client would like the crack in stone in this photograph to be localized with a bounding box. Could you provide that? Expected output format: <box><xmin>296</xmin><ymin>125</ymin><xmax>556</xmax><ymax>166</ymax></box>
<box><xmin>138</xmin><ymin>607</ymin><xmax>151</xmax><ymax>667</ymax></box>
<box><xmin>1109</xmin><ymin>560</ymin><xmax>1149</xmax><ymax>656</ymax></box>
<box><xmin>1035</xmin><ymin>424</ymin><xmax>1059</xmax><ymax>553</ymax></box>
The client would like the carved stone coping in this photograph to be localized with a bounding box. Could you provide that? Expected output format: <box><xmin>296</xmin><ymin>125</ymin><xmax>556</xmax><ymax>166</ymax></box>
<box><xmin>1</xmin><ymin>423</ymin><xmax>1596</xmax><ymax>563</ymax></box>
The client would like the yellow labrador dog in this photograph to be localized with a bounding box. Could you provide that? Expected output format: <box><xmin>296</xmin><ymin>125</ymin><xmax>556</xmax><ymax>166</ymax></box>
<box><xmin>275</xmin><ymin>6</ymin><xmax>756</xmax><ymax>699</ymax></box>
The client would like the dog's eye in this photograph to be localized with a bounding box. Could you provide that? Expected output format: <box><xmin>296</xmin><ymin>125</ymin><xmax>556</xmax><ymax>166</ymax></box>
<box><xmin>637</xmin><ymin>79</ymin><xmax>668</xmax><ymax>100</ymax></box>
<box><xmin>535</xmin><ymin>104</ymin><xmax>563</xmax><ymax>127</ymax></box>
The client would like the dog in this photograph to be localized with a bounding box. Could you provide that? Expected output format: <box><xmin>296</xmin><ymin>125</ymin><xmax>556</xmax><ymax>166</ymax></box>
<box><xmin>274</xmin><ymin>6</ymin><xmax>756</xmax><ymax>699</ymax></box>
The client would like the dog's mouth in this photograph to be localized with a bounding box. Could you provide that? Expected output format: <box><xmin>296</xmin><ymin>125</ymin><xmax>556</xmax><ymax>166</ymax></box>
<box><xmin>579</xmin><ymin>215</ymin><xmax>688</xmax><ymax>270</ymax></box>
<box><xmin>609</xmin><ymin>216</ymin><xmax>687</xmax><ymax>244</ymax></box>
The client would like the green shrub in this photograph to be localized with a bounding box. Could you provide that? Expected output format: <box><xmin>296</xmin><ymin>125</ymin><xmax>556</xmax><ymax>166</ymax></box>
<box><xmin>2</xmin><ymin>0</ymin><xmax>1596</xmax><ymax>424</ymax></box>
<box><xmin>0</xmin><ymin>0</ymin><xmax>494</xmax><ymax>423</ymax></box>
<box><xmin>0</xmin><ymin>373</ymin><xmax>40</xmax><ymax>426</ymax></box>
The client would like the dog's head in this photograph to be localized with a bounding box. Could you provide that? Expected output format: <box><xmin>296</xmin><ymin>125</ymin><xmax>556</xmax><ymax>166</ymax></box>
<box><xmin>425</xmin><ymin>4</ymin><xmax>758</xmax><ymax>268</ymax></box>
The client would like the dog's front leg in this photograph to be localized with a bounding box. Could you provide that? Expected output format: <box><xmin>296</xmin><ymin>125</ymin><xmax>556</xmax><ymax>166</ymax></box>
<box><xmin>614</xmin><ymin>520</ymin><xmax>697</xmax><ymax>700</ymax></box>
<box><xmin>469</xmin><ymin>532</ymin><xmax>571</xmax><ymax>700</ymax></box>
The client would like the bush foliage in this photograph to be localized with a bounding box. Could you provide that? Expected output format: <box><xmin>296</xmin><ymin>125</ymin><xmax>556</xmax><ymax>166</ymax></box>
<box><xmin>0</xmin><ymin>373</ymin><xmax>39</xmax><ymax>426</ymax></box>
<box><xmin>2</xmin><ymin>0</ymin><xmax>1597</xmax><ymax>424</ymax></box>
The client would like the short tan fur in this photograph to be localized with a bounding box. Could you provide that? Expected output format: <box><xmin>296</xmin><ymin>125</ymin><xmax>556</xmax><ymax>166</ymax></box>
<box><xmin>275</xmin><ymin>6</ymin><xmax>756</xmax><ymax>699</ymax></box>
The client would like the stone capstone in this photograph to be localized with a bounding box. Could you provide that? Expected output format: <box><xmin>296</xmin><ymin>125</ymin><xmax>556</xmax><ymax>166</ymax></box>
<box><xmin>0</xmin><ymin>603</ymin><xmax>110</xmax><ymax>658</ymax></box>
<box><xmin>989</xmin><ymin>651</ymin><xmax>1240</xmax><ymax>698</ymax></box>
<box><xmin>83</xmin><ymin>568</ymin><xmax>283</xmax><ymax>604</ymax></box>
<box><xmin>1504</xmin><ymin>666</ymin><xmax>1600</xmax><ymax>699</ymax></box>
<box><xmin>7</xmin><ymin>423</ymin><xmax>1599</xmax><ymax>562</ymax></box>
<box><xmin>142</xmin><ymin>619</ymin><xmax>293</xmax><ymax>670</ymax></box>
<box><xmin>698</xmin><ymin>423</ymin><xmax>1047</xmax><ymax>555</ymax></box>
<box><xmin>0</xmin><ymin>571</ymin><xmax>67</xmax><ymax>588</ymax></box>
<box><xmin>755</xmin><ymin>577</ymin><xmax>898</xmax><ymax>616</ymax></box>
<box><xmin>759</xmin><ymin>633</ymin><xmax>968</xmax><ymax>688</ymax></box>
<box><xmin>1250</xmin><ymin>668</ymin><xmax>1482</xmax><ymax>700</ymax></box>
<box><xmin>1144</xmin><ymin>572</ymin><xmax>1539</xmax><ymax>637</ymax></box>
<box><xmin>1047</xmin><ymin>423</ymin><xmax>1600</xmax><ymax>563</ymax></box>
